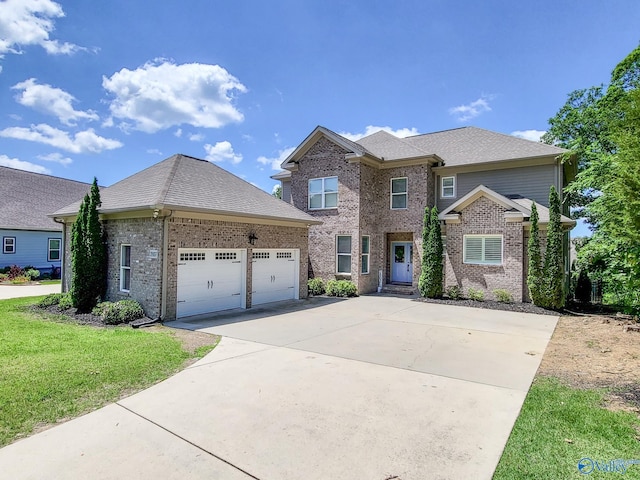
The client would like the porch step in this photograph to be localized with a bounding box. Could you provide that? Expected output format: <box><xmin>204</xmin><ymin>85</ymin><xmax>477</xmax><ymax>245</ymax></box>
<box><xmin>381</xmin><ymin>284</ymin><xmax>416</xmax><ymax>295</ymax></box>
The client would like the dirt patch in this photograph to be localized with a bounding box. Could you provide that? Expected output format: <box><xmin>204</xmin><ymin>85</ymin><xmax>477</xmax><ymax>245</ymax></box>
<box><xmin>143</xmin><ymin>325</ymin><xmax>220</xmax><ymax>356</ymax></box>
<box><xmin>538</xmin><ymin>314</ymin><xmax>640</xmax><ymax>413</ymax></box>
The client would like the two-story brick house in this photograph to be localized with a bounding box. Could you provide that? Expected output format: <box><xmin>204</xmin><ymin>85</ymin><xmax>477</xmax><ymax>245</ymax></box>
<box><xmin>274</xmin><ymin>125</ymin><xmax>576</xmax><ymax>302</ymax></box>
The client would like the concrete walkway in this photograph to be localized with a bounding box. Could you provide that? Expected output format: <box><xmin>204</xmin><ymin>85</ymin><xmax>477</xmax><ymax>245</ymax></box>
<box><xmin>0</xmin><ymin>283</ymin><xmax>60</xmax><ymax>300</ymax></box>
<box><xmin>0</xmin><ymin>295</ymin><xmax>558</xmax><ymax>480</ymax></box>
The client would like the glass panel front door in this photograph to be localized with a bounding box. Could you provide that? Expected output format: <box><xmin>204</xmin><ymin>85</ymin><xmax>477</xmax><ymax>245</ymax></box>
<box><xmin>391</xmin><ymin>242</ymin><xmax>413</xmax><ymax>284</ymax></box>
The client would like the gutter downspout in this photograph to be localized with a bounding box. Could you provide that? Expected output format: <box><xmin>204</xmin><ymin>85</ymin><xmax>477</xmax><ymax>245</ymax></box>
<box><xmin>52</xmin><ymin>217</ymin><xmax>66</xmax><ymax>292</ymax></box>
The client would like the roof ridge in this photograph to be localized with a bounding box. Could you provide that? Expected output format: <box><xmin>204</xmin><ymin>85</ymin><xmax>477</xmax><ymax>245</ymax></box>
<box><xmin>155</xmin><ymin>154</ymin><xmax>183</xmax><ymax>205</ymax></box>
<box><xmin>404</xmin><ymin>126</ymin><xmax>470</xmax><ymax>140</ymax></box>
<box><xmin>0</xmin><ymin>165</ymin><xmax>92</xmax><ymax>186</ymax></box>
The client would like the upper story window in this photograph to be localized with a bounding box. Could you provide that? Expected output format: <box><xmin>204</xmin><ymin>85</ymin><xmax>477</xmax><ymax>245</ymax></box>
<box><xmin>361</xmin><ymin>236</ymin><xmax>370</xmax><ymax>274</ymax></box>
<box><xmin>390</xmin><ymin>177</ymin><xmax>408</xmax><ymax>209</ymax></box>
<box><xmin>441</xmin><ymin>176</ymin><xmax>456</xmax><ymax>198</ymax></box>
<box><xmin>309</xmin><ymin>177</ymin><xmax>338</xmax><ymax>209</ymax></box>
<box><xmin>3</xmin><ymin>237</ymin><xmax>15</xmax><ymax>254</ymax></box>
<box><xmin>463</xmin><ymin>235</ymin><xmax>502</xmax><ymax>265</ymax></box>
<box><xmin>48</xmin><ymin>238</ymin><xmax>61</xmax><ymax>261</ymax></box>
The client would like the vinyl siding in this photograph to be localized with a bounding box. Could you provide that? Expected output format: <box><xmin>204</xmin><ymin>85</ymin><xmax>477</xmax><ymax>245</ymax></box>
<box><xmin>437</xmin><ymin>164</ymin><xmax>557</xmax><ymax>211</ymax></box>
<box><xmin>0</xmin><ymin>229</ymin><xmax>62</xmax><ymax>271</ymax></box>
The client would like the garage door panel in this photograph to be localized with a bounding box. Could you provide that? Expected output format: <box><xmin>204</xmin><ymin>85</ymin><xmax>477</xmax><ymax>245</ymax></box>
<box><xmin>177</xmin><ymin>249</ymin><xmax>245</xmax><ymax>318</ymax></box>
<box><xmin>251</xmin><ymin>249</ymin><xmax>298</xmax><ymax>306</ymax></box>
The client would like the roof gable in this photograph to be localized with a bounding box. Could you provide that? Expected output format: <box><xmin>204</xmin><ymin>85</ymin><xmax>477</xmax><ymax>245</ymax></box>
<box><xmin>53</xmin><ymin>154</ymin><xmax>319</xmax><ymax>225</ymax></box>
<box><xmin>0</xmin><ymin>166</ymin><xmax>91</xmax><ymax>231</ymax></box>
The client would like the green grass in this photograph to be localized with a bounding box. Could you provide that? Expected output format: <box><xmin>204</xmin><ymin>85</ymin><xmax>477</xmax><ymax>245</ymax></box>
<box><xmin>494</xmin><ymin>377</ymin><xmax>640</xmax><ymax>479</ymax></box>
<box><xmin>0</xmin><ymin>297</ymin><xmax>207</xmax><ymax>447</ymax></box>
<box><xmin>38</xmin><ymin>279</ymin><xmax>62</xmax><ymax>285</ymax></box>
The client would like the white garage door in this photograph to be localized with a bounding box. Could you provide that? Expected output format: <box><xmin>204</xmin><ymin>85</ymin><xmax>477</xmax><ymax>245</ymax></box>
<box><xmin>177</xmin><ymin>248</ymin><xmax>246</xmax><ymax>318</ymax></box>
<box><xmin>251</xmin><ymin>249</ymin><xmax>299</xmax><ymax>306</ymax></box>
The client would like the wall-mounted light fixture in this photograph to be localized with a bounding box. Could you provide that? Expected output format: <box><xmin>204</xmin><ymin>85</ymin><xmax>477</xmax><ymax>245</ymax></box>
<box><xmin>153</xmin><ymin>209</ymin><xmax>160</xmax><ymax>219</ymax></box>
<box><xmin>248</xmin><ymin>232</ymin><xmax>258</xmax><ymax>245</ymax></box>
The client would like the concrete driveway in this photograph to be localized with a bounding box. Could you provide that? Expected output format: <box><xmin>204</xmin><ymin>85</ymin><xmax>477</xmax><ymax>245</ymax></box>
<box><xmin>0</xmin><ymin>283</ymin><xmax>60</xmax><ymax>300</ymax></box>
<box><xmin>0</xmin><ymin>295</ymin><xmax>557</xmax><ymax>480</ymax></box>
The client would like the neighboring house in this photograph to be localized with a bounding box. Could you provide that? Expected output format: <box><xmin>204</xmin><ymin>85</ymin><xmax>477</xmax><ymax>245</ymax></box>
<box><xmin>0</xmin><ymin>166</ymin><xmax>91</xmax><ymax>275</ymax></box>
<box><xmin>274</xmin><ymin>126</ymin><xmax>576</xmax><ymax>302</ymax></box>
<box><xmin>52</xmin><ymin>154</ymin><xmax>319</xmax><ymax>320</ymax></box>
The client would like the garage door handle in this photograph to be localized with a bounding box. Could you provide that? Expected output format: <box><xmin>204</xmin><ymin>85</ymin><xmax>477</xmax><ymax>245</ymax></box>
<box><xmin>177</xmin><ymin>300</ymin><xmax>186</xmax><ymax>303</ymax></box>
<box><xmin>232</xmin><ymin>293</ymin><xmax>241</xmax><ymax>296</ymax></box>
<box><xmin>232</xmin><ymin>260</ymin><xmax>241</xmax><ymax>263</ymax></box>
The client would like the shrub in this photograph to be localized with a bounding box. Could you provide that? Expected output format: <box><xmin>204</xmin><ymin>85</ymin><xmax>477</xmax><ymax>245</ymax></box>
<box><xmin>38</xmin><ymin>293</ymin><xmax>64</xmax><ymax>308</ymax></box>
<box><xmin>575</xmin><ymin>270</ymin><xmax>592</xmax><ymax>303</ymax></box>
<box><xmin>446</xmin><ymin>285</ymin><xmax>462</xmax><ymax>300</ymax></box>
<box><xmin>0</xmin><ymin>273</ymin><xmax>8</xmax><ymax>282</ymax></box>
<box><xmin>308</xmin><ymin>278</ymin><xmax>326</xmax><ymax>295</ymax></box>
<box><xmin>97</xmin><ymin>300</ymin><xmax>145</xmax><ymax>325</ymax></box>
<box><xmin>325</xmin><ymin>279</ymin><xmax>357</xmax><ymax>297</ymax></box>
<box><xmin>7</xmin><ymin>265</ymin><xmax>23</xmax><ymax>280</ymax></box>
<box><xmin>25</xmin><ymin>269</ymin><xmax>40</xmax><ymax>280</ymax></box>
<box><xmin>10</xmin><ymin>276</ymin><xmax>30</xmax><ymax>284</ymax></box>
<box><xmin>493</xmin><ymin>289</ymin><xmax>513</xmax><ymax>303</ymax></box>
<box><xmin>468</xmin><ymin>288</ymin><xmax>485</xmax><ymax>301</ymax></box>
<box><xmin>58</xmin><ymin>293</ymin><xmax>73</xmax><ymax>310</ymax></box>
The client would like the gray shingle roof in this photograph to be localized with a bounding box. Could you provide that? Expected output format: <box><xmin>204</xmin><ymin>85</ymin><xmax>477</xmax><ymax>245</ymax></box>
<box><xmin>53</xmin><ymin>154</ymin><xmax>319</xmax><ymax>225</ymax></box>
<box><xmin>0</xmin><ymin>166</ymin><xmax>91</xmax><ymax>231</ymax></box>
<box><xmin>398</xmin><ymin>126</ymin><xmax>567</xmax><ymax>166</ymax></box>
<box><xmin>354</xmin><ymin>130</ymin><xmax>432</xmax><ymax>160</ymax></box>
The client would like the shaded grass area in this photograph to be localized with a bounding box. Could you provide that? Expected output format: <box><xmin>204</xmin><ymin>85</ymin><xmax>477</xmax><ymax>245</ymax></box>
<box><xmin>494</xmin><ymin>377</ymin><xmax>640</xmax><ymax>479</ymax></box>
<box><xmin>0</xmin><ymin>297</ymin><xmax>194</xmax><ymax>447</ymax></box>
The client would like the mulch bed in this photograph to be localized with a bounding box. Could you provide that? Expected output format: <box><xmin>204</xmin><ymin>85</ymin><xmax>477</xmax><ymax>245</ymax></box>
<box><xmin>416</xmin><ymin>296</ymin><xmax>559</xmax><ymax>315</ymax></box>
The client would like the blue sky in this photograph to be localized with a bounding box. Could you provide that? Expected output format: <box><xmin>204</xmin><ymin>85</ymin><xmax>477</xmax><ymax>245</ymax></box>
<box><xmin>1</xmin><ymin>1</ymin><xmax>638</xmax><ymax>236</ymax></box>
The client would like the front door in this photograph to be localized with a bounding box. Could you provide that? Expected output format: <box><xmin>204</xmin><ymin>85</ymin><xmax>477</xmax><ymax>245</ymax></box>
<box><xmin>391</xmin><ymin>242</ymin><xmax>413</xmax><ymax>284</ymax></box>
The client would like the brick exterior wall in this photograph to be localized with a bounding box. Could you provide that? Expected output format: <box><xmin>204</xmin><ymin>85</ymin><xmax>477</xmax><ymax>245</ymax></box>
<box><xmin>165</xmin><ymin>217</ymin><xmax>309</xmax><ymax>320</ymax></box>
<box><xmin>63</xmin><ymin>216</ymin><xmax>309</xmax><ymax>320</ymax></box>
<box><xmin>444</xmin><ymin>196</ymin><xmax>524</xmax><ymax>302</ymax></box>
<box><xmin>290</xmin><ymin>136</ymin><xmax>434</xmax><ymax>294</ymax></box>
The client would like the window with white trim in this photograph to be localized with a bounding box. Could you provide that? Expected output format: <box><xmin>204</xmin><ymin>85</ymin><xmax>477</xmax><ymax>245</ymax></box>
<box><xmin>3</xmin><ymin>237</ymin><xmax>15</xmax><ymax>254</ymax></box>
<box><xmin>390</xmin><ymin>177</ymin><xmax>408</xmax><ymax>209</ymax></box>
<box><xmin>308</xmin><ymin>176</ymin><xmax>338</xmax><ymax>209</ymax></box>
<box><xmin>48</xmin><ymin>238</ymin><xmax>61</xmax><ymax>261</ymax></box>
<box><xmin>120</xmin><ymin>245</ymin><xmax>131</xmax><ymax>292</ymax></box>
<box><xmin>361</xmin><ymin>236</ymin><xmax>370</xmax><ymax>274</ymax></box>
<box><xmin>336</xmin><ymin>235</ymin><xmax>352</xmax><ymax>274</ymax></box>
<box><xmin>441</xmin><ymin>176</ymin><xmax>455</xmax><ymax>198</ymax></box>
<box><xmin>463</xmin><ymin>235</ymin><xmax>502</xmax><ymax>265</ymax></box>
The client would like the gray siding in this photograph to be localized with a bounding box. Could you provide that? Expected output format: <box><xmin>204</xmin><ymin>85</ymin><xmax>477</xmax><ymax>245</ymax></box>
<box><xmin>437</xmin><ymin>164</ymin><xmax>557</xmax><ymax>211</ymax></box>
<box><xmin>281</xmin><ymin>179</ymin><xmax>292</xmax><ymax>203</ymax></box>
<box><xmin>0</xmin><ymin>229</ymin><xmax>62</xmax><ymax>272</ymax></box>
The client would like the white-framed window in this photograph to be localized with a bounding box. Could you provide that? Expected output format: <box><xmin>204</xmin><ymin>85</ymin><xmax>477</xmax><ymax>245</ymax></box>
<box><xmin>361</xmin><ymin>236</ymin><xmax>370</xmax><ymax>274</ymax></box>
<box><xmin>336</xmin><ymin>235</ymin><xmax>352</xmax><ymax>274</ymax></box>
<box><xmin>463</xmin><ymin>235</ymin><xmax>502</xmax><ymax>265</ymax></box>
<box><xmin>48</xmin><ymin>238</ymin><xmax>61</xmax><ymax>261</ymax></box>
<box><xmin>120</xmin><ymin>244</ymin><xmax>131</xmax><ymax>292</ymax></box>
<box><xmin>390</xmin><ymin>177</ymin><xmax>408</xmax><ymax>209</ymax></box>
<box><xmin>3</xmin><ymin>237</ymin><xmax>15</xmax><ymax>254</ymax></box>
<box><xmin>441</xmin><ymin>176</ymin><xmax>455</xmax><ymax>198</ymax></box>
<box><xmin>308</xmin><ymin>176</ymin><xmax>338</xmax><ymax>209</ymax></box>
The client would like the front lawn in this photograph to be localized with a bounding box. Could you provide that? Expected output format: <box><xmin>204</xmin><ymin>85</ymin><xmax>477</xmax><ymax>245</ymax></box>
<box><xmin>0</xmin><ymin>297</ymin><xmax>215</xmax><ymax>447</ymax></box>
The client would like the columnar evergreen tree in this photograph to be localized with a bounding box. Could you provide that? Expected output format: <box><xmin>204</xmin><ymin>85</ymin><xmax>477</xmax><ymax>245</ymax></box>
<box><xmin>87</xmin><ymin>178</ymin><xmax>107</xmax><ymax>300</ymax></box>
<box><xmin>542</xmin><ymin>186</ymin><xmax>565</xmax><ymax>309</ymax></box>
<box><xmin>71</xmin><ymin>195</ymin><xmax>92</xmax><ymax>311</ymax></box>
<box><xmin>420</xmin><ymin>207</ymin><xmax>443</xmax><ymax>298</ymax></box>
<box><xmin>71</xmin><ymin>178</ymin><xmax>107</xmax><ymax>312</ymax></box>
<box><xmin>418</xmin><ymin>206</ymin><xmax>431</xmax><ymax>297</ymax></box>
<box><xmin>527</xmin><ymin>202</ymin><xmax>544</xmax><ymax>305</ymax></box>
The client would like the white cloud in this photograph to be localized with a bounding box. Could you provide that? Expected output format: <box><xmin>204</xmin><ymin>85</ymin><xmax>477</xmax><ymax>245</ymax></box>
<box><xmin>102</xmin><ymin>60</ymin><xmax>247</xmax><ymax>133</ymax></box>
<box><xmin>339</xmin><ymin>125</ymin><xmax>420</xmax><ymax>141</ymax></box>
<box><xmin>511</xmin><ymin>129</ymin><xmax>546</xmax><ymax>142</ymax></box>
<box><xmin>449</xmin><ymin>94</ymin><xmax>495</xmax><ymax>122</ymax></box>
<box><xmin>0</xmin><ymin>124</ymin><xmax>123</xmax><ymax>153</ymax></box>
<box><xmin>0</xmin><ymin>154</ymin><xmax>50</xmax><ymax>174</ymax></box>
<box><xmin>257</xmin><ymin>146</ymin><xmax>295</xmax><ymax>171</ymax></box>
<box><xmin>204</xmin><ymin>141</ymin><xmax>242</xmax><ymax>164</ymax></box>
<box><xmin>12</xmin><ymin>78</ymin><xmax>98</xmax><ymax>125</ymax></box>
<box><xmin>146</xmin><ymin>148</ymin><xmax>162</xmax><ymax>155</ymax></box>
<box><xmin>174</xmin><ymin>128</ymin><xmax>182</xmax><ymax>137</ymax></box>
<box><xmin>189</xmin><ymin>133</ymin><xmax>204</xmax><ymax>142</ymax></box>
<box><xmin>0</xmin><ymin>0</ymin><xmax>84</xmax><ymax>57</ymax></box>
<box><xmin>37</xmin><ymin>152</ymin><xmax>72</xmax><ymax>166</ymax></box>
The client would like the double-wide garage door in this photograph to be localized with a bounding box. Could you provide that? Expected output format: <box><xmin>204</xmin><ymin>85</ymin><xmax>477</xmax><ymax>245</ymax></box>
<box><xmin>176</xmin><ymin>248</ymin><xmax>298</xmax><ymax>318</ymax></box>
